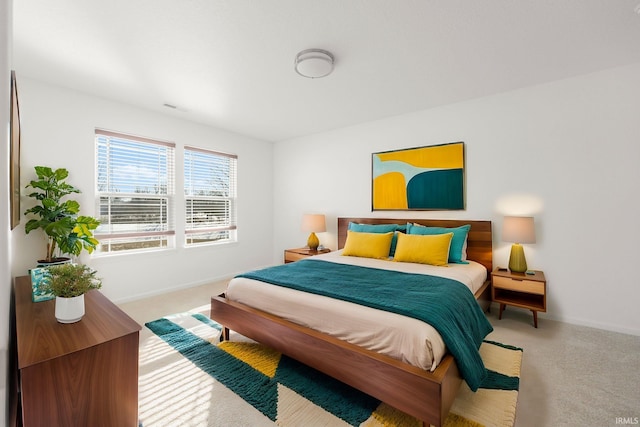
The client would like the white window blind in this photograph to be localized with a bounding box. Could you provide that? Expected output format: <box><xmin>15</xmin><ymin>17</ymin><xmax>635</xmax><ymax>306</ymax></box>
<box><xmin>184</xmin><ymin>146</ymin><xmax>237</xmax><ymax>245</ymax></box>
<box><xmin>95</xmin><ymin>129</ymin><xmax>175</xmax><ymax>253</ymax></box>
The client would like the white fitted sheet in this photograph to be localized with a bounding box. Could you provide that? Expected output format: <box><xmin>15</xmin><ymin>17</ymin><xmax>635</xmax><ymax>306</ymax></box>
<box><xmin>226</xmin><ymin>250</ymin><xmax>487</xmax><ymax>371</ymax></box>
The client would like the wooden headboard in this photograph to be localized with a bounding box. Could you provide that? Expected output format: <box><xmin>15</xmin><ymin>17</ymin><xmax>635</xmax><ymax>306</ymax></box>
<box><xmin>337</xmin><ymin>217</ymin><xmax>493</xmax><ymax>273</ymax></box>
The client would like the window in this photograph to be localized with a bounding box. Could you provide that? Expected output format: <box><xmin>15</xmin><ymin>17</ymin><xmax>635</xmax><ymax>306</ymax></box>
<box><xmin>184</xmin><ymin>146</ymin><xmax>237</xmax><ymax>245</ymax></box>
<box><xmin>95</xmin><ymin>129</ymin><xmax>175</xmax><ymax>253</ymax></box>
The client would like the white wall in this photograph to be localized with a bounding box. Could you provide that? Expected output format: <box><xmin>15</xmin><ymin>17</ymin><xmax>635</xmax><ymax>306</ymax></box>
<box><xmin>1</xmin><ymin>1</ymin><xmax>12</xmax><ymax>424</ymax></box>
<box><xmin>273</xmin><ymin>62</ymin><xmax>640</xmax><ymax>336</ymax></box>
<box><xmin>12</xmin><ymin>77</ymin><xmax>274</xmax><ymax>302</ymax></box>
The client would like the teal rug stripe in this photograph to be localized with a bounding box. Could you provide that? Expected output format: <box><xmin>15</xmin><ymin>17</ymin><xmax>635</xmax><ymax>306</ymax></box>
<box><xmin>483</xmin><ymin>339</ymin><xmax>523</xmax><ymax>352</ymax></box>
<box><xmin>192</xmin><ymin>312</ymin><xmax>222</xmax><ymax>330</ymax></box>
<box><xmin>275</xmin><ymin>355</ymin><xmax>380</xmax><ymax>425</ymax></box>
<box><xmin>480</xmin><ymin>369</ymin><xmax>520</xmax><ymax>391</ymax></box>
<box><xmin>145</xmin><ymin>318</ymin><xmax>278</xmax><ymax>420</ymax></box>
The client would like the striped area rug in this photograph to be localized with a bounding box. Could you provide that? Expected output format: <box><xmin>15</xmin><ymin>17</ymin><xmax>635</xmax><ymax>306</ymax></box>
<box><xmin>140</xmin><ymin>312</ymin><xmax>522</xmax><ymax>427</ymax></box>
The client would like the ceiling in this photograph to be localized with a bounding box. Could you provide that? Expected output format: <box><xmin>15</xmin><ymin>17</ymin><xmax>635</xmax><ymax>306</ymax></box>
<box><xmin>13</xmin><ymin>0</ymin><xmax>640</xmax><ymax>142</ymax></box>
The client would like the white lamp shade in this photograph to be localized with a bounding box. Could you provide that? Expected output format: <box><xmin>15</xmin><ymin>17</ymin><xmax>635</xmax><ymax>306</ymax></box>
<box><xmin>294</xmin><ymin>49</ymin><xmax>334</xmax><ymax>78</ymax></box>
<box><xmin>301</xmin><ymin>214</ymin><xmax>326</xmax><ymax>233</ymax></box>
<box><xmin>502</xmin><ymin>216</ymin><xmax>536</xmax><ymax>244</ymax></box>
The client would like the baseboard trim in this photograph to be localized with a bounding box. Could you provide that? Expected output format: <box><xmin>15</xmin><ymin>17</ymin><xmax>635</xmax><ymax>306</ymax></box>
<box><xmin>487</xmin><ymin>302</ymin><xmax>639</xmax><ymax>337</ymax></box>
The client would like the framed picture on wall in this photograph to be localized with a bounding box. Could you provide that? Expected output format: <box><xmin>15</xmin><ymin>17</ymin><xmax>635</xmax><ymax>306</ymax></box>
<box><xmin>372</xmin><ymin>141</ymin><xmax>465</xmax><ymax>211</ymax></box>
<box><xmin>10</xmin><ymin>70</ymin><xmax>21</xmax><ymax>229</ymax></box>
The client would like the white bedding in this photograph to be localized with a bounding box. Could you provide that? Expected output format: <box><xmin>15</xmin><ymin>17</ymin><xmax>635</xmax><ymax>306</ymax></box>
<box><xmin>225</xmin><ymin>250</ymin><xmax>487</xmax><ymax>372</ymax></box>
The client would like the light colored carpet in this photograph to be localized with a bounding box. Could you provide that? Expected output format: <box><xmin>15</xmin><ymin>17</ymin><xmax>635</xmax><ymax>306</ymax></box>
<box><xmin>140</xmin><ymin>312</ymin><xmax>522</xmax><ymax>426</ymax></box>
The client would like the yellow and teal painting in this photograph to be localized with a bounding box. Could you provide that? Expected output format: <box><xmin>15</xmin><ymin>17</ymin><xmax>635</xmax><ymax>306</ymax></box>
<box><xmin>372</xmin><ymin>142</ymin><xmax>465</xmax><ymax>210</ymax></box>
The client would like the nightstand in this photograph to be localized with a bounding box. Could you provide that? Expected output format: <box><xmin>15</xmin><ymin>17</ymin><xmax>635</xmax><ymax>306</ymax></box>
<box><xmin>491</xmin><ymin>269</ymin><xmax>546</xmax><ymax>328</ymax></box>
<box><xmin>284</xmin><ymin>247</ymin><xmax>331</xmax><ymax>263</ymax></box>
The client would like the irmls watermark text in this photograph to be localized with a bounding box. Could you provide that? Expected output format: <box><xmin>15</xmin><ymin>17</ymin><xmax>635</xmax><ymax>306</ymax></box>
<box><xmin>616</xmin><ymin>417</ymin><xmax>639</xmax><ymax>425</ymax></box>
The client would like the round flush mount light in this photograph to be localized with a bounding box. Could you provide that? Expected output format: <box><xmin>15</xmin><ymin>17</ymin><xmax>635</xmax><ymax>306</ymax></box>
<box><xmin>294</xmin><ymin>49</ymin><xmax>334</xmax><ymax>78</ymax></box>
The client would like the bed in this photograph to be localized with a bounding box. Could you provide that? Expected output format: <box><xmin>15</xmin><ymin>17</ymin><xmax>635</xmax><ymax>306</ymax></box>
<box><xmin>210</xmin><ymin>217</ymin><xmax>493</xmax><ymax>427</ymax></box>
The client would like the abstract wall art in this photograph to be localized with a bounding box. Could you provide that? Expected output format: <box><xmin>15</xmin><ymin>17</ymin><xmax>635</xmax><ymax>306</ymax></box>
<box><xmin>372</xmin><ymin>142</ymin><xmax>465</xmax><ymax>210</ymax></box>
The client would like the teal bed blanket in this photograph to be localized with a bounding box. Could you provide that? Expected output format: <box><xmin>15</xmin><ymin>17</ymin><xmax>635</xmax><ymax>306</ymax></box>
<box><xmin>237</xmin><ymin>259</ymin><xmax>493</xmax><ymax>391</ymax></box>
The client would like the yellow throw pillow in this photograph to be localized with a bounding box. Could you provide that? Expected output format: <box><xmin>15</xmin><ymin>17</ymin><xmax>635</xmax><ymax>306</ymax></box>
<box><xmin>342</xmin><ymin>230</ymin><xmax>394</xmax><ymax>260</ymax></box>
<box><xmin>393</xmin><ymin>232</ymin><xmax>453</xmax><ymax>266</ymax></box>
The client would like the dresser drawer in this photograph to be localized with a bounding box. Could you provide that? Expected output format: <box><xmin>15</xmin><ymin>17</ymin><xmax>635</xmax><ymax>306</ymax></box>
<box><xmin>493</xmin><ymin>276</ymin><xmax>544</xmax><ymax>295</ymax></box>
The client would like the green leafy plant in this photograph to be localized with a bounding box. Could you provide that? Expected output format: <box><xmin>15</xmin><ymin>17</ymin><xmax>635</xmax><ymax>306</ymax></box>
<box><xmin>44</xmin><ymin>263</ymin><xmax>102</xmax><ymax>298</ymax></box>
<box><xmin>24</xmin><ymin>166</ymin><xmax>101</xmax><ymax>263</ymax></box>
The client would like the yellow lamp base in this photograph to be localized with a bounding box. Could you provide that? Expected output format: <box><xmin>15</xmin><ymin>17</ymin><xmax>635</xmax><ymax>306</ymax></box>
<box><xmin>508</xmin><ymin>243</ymin><xmax>528</xmax><ymax>273</ymax></box>
<box><xmin>307</xmin><ymin>232</ymin><xmax>319</xmax><ymax>251</ymax></box>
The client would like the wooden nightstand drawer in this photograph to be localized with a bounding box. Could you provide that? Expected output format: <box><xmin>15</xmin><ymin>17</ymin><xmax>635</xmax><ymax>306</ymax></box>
<box><xmin>285</xmin><ymin>251</ymin><xmax>308</xmax><ymax>263</ymax></box>
<box><xmin>284</xmin><ymin>248</ymin><xmax>331</xmax><ymax>263</ymax></box>
<box><xmin>493</xmin><ymin>276</ymin><xmax>544</xmax><ymax>295</ymax></box>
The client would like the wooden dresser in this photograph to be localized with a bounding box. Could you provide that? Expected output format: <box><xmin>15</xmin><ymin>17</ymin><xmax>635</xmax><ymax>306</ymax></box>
<box><xmin>13</xmin><ymin>275</ymin><xmax>141</xmax><ymax>427</ymax></box>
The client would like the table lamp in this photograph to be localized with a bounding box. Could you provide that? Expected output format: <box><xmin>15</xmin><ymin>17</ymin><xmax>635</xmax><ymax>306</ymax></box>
<box><xmin>301</xmin><ymin>214</ymin><xmax>326</xmax><ymax>251</ymax></box>
<box><xmin>502</xmin><ymin>216</ymin><xmax>536</xmax><ymax>273</ymax></box>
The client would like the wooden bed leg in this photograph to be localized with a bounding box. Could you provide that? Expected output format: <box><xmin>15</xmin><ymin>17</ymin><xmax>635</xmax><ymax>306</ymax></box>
<box><xmin>214</xmin><ymin>293</ymin><xmax>231</xmax><ymax>342</ymax></box>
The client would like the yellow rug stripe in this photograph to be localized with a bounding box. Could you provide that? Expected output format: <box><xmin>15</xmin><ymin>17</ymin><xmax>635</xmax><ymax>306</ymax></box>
<box><xmin>363</xmin><ymin>402</ymin><xmax>485</xmax><ymax>427</ymax></box>
<box><xmin>480</xmin><ymin>344</ymin><xmax>522</xmax><ymax>378</ymax></box>
<box><xmin>364</xmin><ymin>402</ymin><xmax>422</xmax><ymax>426</ymax></box>
<box><xmin>444</xmin><ymin>413</ymin><xmax>485</xmax><ymax>427</ymax></box>
<box><xmin>219</xmin><ymin>341</ymin><xmax>281</xmax><ymax>378</ymax></box>
<box><xmin>449</xmin><ymin>388</ymin><xmax>518</xmax><ymax>427</ymax></box>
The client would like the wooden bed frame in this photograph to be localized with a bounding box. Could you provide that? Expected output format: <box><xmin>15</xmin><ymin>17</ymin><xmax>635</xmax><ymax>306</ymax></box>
<box><xmin>210</xmin><ymin>217</ymin><xmax>492</xmax><ymax>427</ymax></box>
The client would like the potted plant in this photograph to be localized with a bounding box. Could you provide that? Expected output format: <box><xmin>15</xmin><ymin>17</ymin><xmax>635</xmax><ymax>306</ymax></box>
<box><xmin>24</xmin><ymin>166</ymin><xmax>101</xmax><ymax>264</ymax></box>
<box><xmin>44</xmin><ymin>263</ymin><xmax>102</xmax><ymax>323</ymax></box>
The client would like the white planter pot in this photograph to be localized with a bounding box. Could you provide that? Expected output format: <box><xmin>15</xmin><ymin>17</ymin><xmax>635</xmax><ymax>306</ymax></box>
<box><xmin>55</xmin><ymin>295</ymin><xmax>85</xmax><ymax>323</ymax></box>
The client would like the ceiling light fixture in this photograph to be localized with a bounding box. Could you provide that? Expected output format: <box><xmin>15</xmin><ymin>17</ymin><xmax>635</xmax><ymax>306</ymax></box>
<box><xmin>294</xmin><ymin>49</ymin><xmax>334</xmax><ymax>79</ymax></box>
